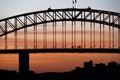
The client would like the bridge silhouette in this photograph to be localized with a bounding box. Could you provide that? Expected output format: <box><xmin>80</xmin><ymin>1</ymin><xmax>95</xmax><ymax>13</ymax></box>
<box><xmin>0</xmin><ymin>8</ymin><xmax>120</xmax><ymax>75</ymax></box>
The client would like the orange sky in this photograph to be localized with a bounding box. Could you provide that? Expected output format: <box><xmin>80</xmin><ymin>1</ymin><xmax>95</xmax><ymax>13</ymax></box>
<box><xmin>0</xmin><ymin>24</ymin><xmax>119</xmax><ymax>73</ymax></box>
<box><xmin>0</xmin><ymin>53</ymin><xmax>120</xmax><ymax>73</ymax></box>
<box><xmin>0</xmin><ymin>30</ymin><xmax>119</xmax><ymax>73</ymax></box>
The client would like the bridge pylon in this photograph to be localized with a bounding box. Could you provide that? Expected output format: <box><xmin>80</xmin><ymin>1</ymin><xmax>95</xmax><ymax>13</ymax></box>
<box><xmin>19</xmin><ymin>52</ymin><xmax>29</xmax><ymax>75</ymax></box>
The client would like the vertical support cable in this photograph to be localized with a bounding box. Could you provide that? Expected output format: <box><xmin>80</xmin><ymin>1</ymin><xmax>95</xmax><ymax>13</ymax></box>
<box><xmin>100</xmin><ymin>13</ymin><xmax>102</xmax><ymax>48</ymax></box>
<box><xmin>84</xmin><ymin>11</ymin><xmax>86</xmax><ymax>48</ymax></box>
<box><xmin>81</xmin><ymin>12</ymin><xmax>83</xmax><ymax>48</ymax></box>
<box><xmin>112</xmin><ymin>15</ymin><xmax>114</xmax><ymax>48</ymax></box>
<box><xmin>72</xmin><ymin>20</ymin><xmax>74</xmax><ymax>48</ymax></box>
<box><xmin>113</xmin><ymin>27</ymin><xmax>114</xmax><ymax>48</ymax></box>
<box><xmin>55</xmin><ymin>12</ymin><xmax>57</xmax><ymax>48</ymax></box>
<box><xmin>109</xmin><ymin>14</ymin><xmax>111</xmax><ymax>48</ymax></box>
<box><xmin>90</xmin><ymin>12</ymin><xmax>92</xmax><ymax>48</ymax></box>
<box><xmin>93</xmin><ymin>12</ymin><xmax>95</xmax><ymax>48</ymax></box>
<box><xmin>43</xmin><ymin>13</ymin><xmax>45</xmax><ymax>48</ymax></box>
<box><xmin>103</xmin><ymin>13</ymin><xmax>105</xmax><ymax>48</ymax></box>
<box><xmin>74</xmin><ymin>9</ymin><xmax>76</xmax><ymax>48</ymax></box>
<box><xmin>43</xmin><ymin>13</ymin><xmax>47</xmax><ymax>48</ymax></box>
<box><xmin>34</xmin><ymin>16</ymin><xmax>36</xmax><ymax>49</ymax></box>
<box><xmin>53</xmin><ymin>12</ymin><xmax>55</xmax><ymax>48</ymax></box>
<box><xmin>62</xmin><ymin>12</ymin><xmax>64</xmax><ymax>48</ymax></box>
<box><xmin>72</xmin><ymin>10</ymin><xmax>74</xmax><ymax>48</ymax></box>
<box><xmin>53</xmin><ymin>21</ymin><xmax>55</xmax><ymax>48</ymax></box>
<box><xmin>24</xmin><ymin>16</ymin><xmax>27</xmax><ymax>49</ymax></box>
<box><xmin>43</xmin><ymin>23</ymin><xmax>44</xmax><ymax>48</ymax></box>
<box><xmin>65</xmin><ymin>14</ymin><xmax>66</xmax><ymax>48</ymax></box>
<box><xmin>45</xmin><ymin>19</ymin><xmax>47</xmax><ymax>48</ymax></box>
<box><xmin>36</xmin><ymin>15</ymin><xmax>38</xmax><ymax>49</ymax></box>
<box><xmin>5</xmin><ymin>20</ymin><xmax>7</xmax><ymax>50</ymax></box>
<box><xmin>34</xmin><ymin>14</ymin><xmax>37</xmax><ymax>49</ymax></box>
<box><xmin>14</xmin><ymin>18</ymin><xmax>17</xmax><ymax>49</ymax></box>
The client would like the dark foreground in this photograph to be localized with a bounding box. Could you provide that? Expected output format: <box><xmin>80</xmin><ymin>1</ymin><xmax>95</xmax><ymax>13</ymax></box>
<box><xmin>0</xmin><ymin>61</ymin><xmax>120</xmax><ymax>80</ymax></box>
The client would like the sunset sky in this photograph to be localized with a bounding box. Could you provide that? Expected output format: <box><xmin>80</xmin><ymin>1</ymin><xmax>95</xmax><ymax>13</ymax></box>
<box><xmin>0</xmin><ymin>0</ymin><xmax>120</xmax><ymax>73</ymax></box>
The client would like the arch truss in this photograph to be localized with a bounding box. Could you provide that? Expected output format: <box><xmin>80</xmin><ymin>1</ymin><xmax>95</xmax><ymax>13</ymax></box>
<box><xmin>0</xmin><ymin>8</ymin><xmax>120</xmax><ymax>51</ymax></box>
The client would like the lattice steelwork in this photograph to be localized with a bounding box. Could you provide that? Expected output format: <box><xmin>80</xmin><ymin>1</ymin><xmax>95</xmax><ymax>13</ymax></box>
<box><xmin>0</xmin><ymin>8</ymin><xmax>120</xmax><ymax>52</ymax></box>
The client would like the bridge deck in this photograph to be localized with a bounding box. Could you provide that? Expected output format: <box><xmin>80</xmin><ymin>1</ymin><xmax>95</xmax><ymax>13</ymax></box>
<box><xmin>0</xmin><ymin>48</ymin><xmax>120</xmax><ymax>54</ymax></box>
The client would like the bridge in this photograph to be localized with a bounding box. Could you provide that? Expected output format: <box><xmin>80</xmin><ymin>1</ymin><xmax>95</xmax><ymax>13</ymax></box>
<box><xmin>0</xmin><ymin>8</ymin><xmax>120</xmax><ymax>75</ymax></box>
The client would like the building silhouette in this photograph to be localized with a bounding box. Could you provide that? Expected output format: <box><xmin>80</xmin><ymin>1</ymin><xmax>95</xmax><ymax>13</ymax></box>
<box><xmin>0</xmin><ymin>61</ymin><xmax>120</xmax><ymax>80</ymax></box>
<box><xmin>84</xmin><ymin>60</ymin><xmax>93</xmax><ymax>69</ymax></box>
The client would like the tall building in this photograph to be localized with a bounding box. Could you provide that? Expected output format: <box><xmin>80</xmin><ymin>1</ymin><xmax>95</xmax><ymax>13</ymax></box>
<box><xmin>84</xmin><ymin>60</ymin><xmax>93</xmax><ymax>69</ymax></box>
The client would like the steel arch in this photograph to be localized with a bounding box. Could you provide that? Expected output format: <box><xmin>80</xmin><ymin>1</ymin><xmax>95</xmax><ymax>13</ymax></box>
<box><xmin>0</xmin><ymin>8</ymin><xmax>120</xmax><ymax>37</ymax></box>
